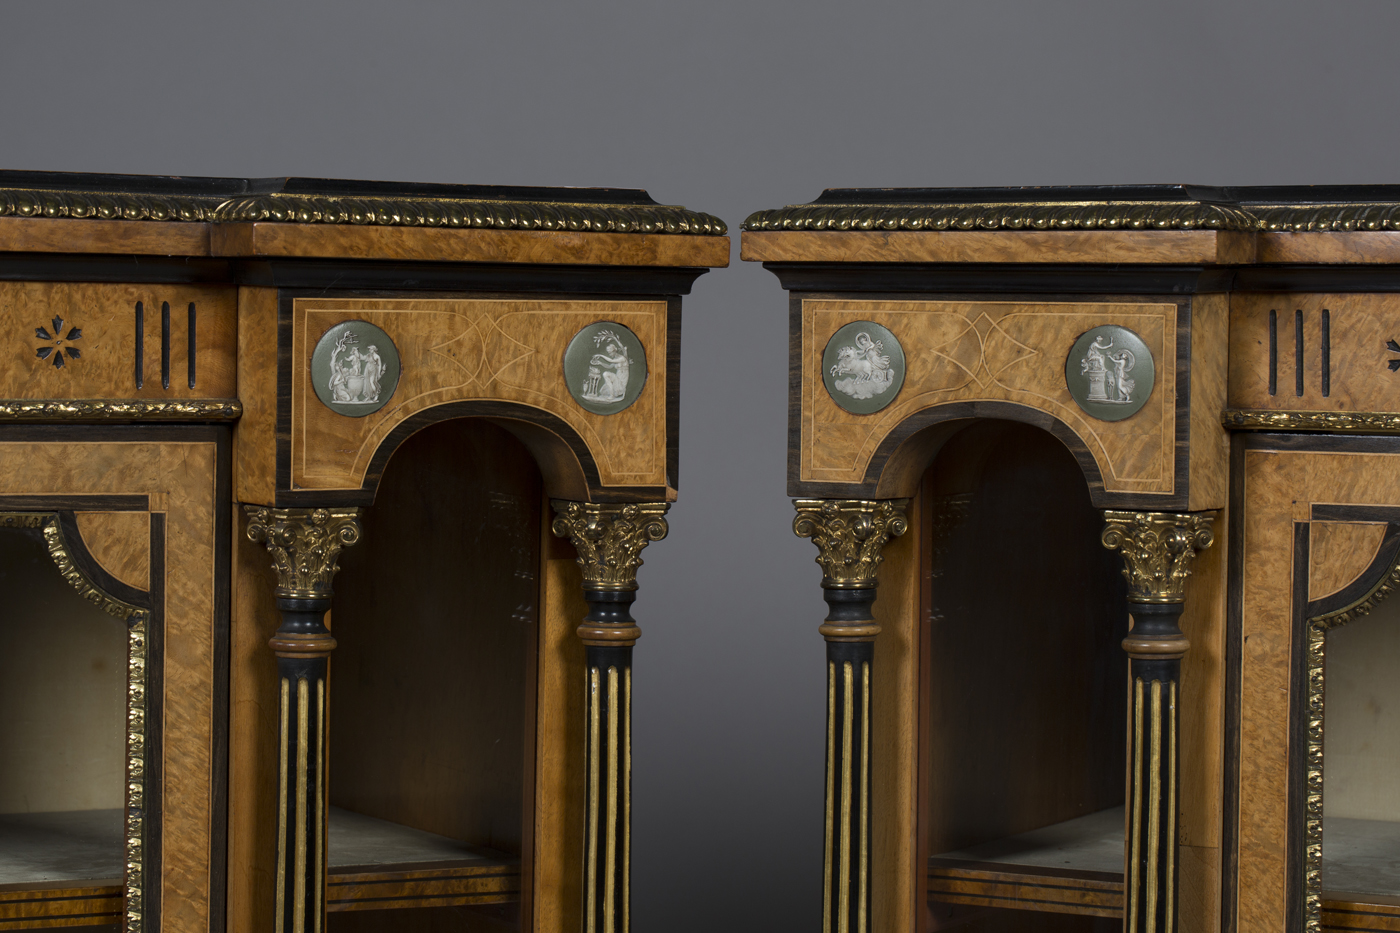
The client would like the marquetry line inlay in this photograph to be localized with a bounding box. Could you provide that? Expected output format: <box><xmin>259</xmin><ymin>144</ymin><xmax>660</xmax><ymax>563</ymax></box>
<box><xmin>34</xmin><ymin>315</ymin><xmax>82</xmax><ymax>369</ymax></box>
<box><xmin>1269</xmin><ymin>308</ymin><xmax>1333</xmax><ymax>398</ymax></box>
<box><xmin>134</xmin><ymin>300</ymin><xmax>197</xmax><ymax>391</ymax></box>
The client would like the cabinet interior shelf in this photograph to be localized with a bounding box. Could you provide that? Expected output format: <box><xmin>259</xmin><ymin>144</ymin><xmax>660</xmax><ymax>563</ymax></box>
<box><xmin>928</xmin><ymin>806</ymin><xmax>1125</xmax><ymax>918</ymax></box>
<box><xmin>327</xmin><ymin>807</ymin><xmax>518</xmax><ymax>913</ymax></box>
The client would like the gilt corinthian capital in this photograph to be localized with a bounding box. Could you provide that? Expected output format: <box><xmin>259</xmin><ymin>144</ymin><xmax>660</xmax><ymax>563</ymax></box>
<box><xmin>1101</xmin><ymin>510</ymin><xmax>1216</xmax><ymax>604</ymax></box>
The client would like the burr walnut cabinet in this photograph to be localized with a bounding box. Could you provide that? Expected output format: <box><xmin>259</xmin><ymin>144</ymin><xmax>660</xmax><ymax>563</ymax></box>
<box><xmin>743</xmin><ymin>184</ymin><xmax>1400</xmax><ymax>933</ymax></box>
<box><xmin>0</xmin><ymin>170</ymin><xmax>726</xmax><ymax>933</ymax></box>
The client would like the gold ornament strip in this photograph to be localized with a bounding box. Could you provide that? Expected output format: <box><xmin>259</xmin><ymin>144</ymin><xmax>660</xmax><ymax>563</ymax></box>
<box><xmin>1252</xmin><ymin>202</ymin><xmax>1400</xmax><ymax>232</ymax></box>
<box><xmin>244</xmin><ymin>507</ymin><xmax>362</xmax><ymax>600</ymax></box>
<box><xmin>0</xmin><ymin>514</ymin><xmax>148</xmax><ymax>933</ymax></box>
<box><xmin>550</xmin><ymin>502</ymin><xmax>669</xmax><ymax>592</ymax></box>
<box><xmin>1101</xmin><ymin>511</ymin><xmax>1216</xmax><ymax>604</ymax></box>
<box><xmin>743</xmin><ymin>200</ymin><xmax>1257</xmax><ymax>232</ymax></box>
<box><xmin>0</xmin><ymin>188</ymin><xmax>221</xmax><ymax>222</ymax></box>
<box><xmin>1303</xmin><ymin>541</ymin><xmax>1400</xmax><ymax>933</ymax></box>
<box><xmin>0</xmin><ymin>399</ymin><xmax>242</xmax><ymax>422</ymax></box>
<box><xmin>1223</xmin><ymin>409</ymin><xmax>1400</xmax><ymax>434</ymax></box>
<box><xmin>213</xmin><ymin>193</ymin><xmax>727</xmax><ymax>235</ymax></box>
<box><xmin>0</xmin><ymin>187</ymin><xmax>728</xmax><ymax>235</ymax></box>
<box><xmin>793</xmin><ymin>499</ymin><xmax>909</xmax><ymax>589</ymax></box>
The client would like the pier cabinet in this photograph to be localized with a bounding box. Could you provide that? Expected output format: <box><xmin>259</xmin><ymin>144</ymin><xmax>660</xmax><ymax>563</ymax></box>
<box><xmin>743</xmin><ymin>184</ymin><xmax>1400</xmax><ymax>933</ymax></box>
<box><xmin>0</xmin><ymin>170</ymin><xmax>727</xmax><ymax>933</ymax></box>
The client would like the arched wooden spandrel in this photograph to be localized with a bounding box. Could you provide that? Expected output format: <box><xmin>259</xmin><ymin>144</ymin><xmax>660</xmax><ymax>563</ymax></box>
<box><xmin>248</xmin><ymin>296</ymin><xmax>680</xmax><ymax>508</ymax></box>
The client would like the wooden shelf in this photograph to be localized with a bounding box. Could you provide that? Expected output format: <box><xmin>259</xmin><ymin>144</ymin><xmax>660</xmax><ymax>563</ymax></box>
<box><xmin>327</xmin><ymin>807</ymin><xmax>518</xmax><ymax>913</ymax></box>
<box><xmin>0</xmin><ymin>810</ymin><xmax>124</xmax><ymax>929</ymax></box>
<box><xmin>929</xmin><ymin>807</ymin><xmax>1124</xmax><ymax>918</ymax></box>
<box><xmin>1320</xmin><ymin>817</ymin><xmax>1400</xmax><ymax>931</ymax></box>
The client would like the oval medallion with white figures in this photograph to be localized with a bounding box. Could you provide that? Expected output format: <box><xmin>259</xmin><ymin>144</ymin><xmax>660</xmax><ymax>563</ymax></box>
<box><xmin>1065</xmin><ymin>325</ymin><xmax>1155</xmax><ymax>422</ymax></box>
<box><xmin>822</xmin><ymin>321</ymin><xmax>905</xmax><ymax>415</ymax></box>
<box><xmin>564</xmin><ymin>322</ymin><xmax>648</xmax><ymax>415</ymax></box>
<box><xmin>311</xmin><ymin>321</ymin><xmax>401</xmax><ymax>417</ymax></box>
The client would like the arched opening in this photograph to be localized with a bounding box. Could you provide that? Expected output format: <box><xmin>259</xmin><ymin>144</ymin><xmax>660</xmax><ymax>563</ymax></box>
<box><xmin>920</xmin><ymin>420</ymin><xmax>1128</xmax><ymax>932</ymax></box>
<box><xmin>328</xmin><ymin>418</ymin><xmax>543</xmax><ymax>932</ymax></box>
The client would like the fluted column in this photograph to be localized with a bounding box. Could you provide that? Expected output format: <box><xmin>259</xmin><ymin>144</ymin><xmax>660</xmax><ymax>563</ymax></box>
<box><xmin>245</xmin><ymin>506</ymin><xmax>362</xmax><ymax>933</ymax></box>
<box><xmin>793</xmin><ymin>499</ymin><xmax>909</xmax><ymax>933</ymax></box>
<box><xmin>1101</xmin><ymin>511</ymin><xmax>1215</xmax><ymax>933</ymax></box>
<box><xmin>550</xmin><ymin>501</ymin><xmax>669</xmax><ymax>933</ymax></box>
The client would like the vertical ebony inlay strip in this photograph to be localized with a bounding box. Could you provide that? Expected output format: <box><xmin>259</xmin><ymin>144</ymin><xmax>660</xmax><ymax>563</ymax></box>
<box><xmin>1321</xmin><ymin>310</ymin><xmax>1331</xmax><ymax>397</ymax></box>
<box><xmin>187</xmin><ymin>303</ymin><xmax>197</xmax><ymax>389</ymax></box>
<box><xmin>160</xmin><ymin>301</ymin><xmax>171</xmax><ymax>390</ymax></box>
<box><xmin>1296</xmin><ymin>309</ymin><xmax>1305</xmax><ymax>397</ymax></box>
<box><xmin>1268</xmin><ymin>310</ymin><xmax>1278</xmax><ymax>396</ymax></box>
<box><xmin>134</xmin><ymin>302</ymin><xmax>144</xmax><ymax>390</ymax></box>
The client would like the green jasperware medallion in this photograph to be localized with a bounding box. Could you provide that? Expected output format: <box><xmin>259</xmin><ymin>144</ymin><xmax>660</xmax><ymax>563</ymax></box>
<box><xmin>564</xmin><ymin>322</ymin><xmax>648</xmax><ymax>415</ymax></box>
<box><xmin>1065</xmin><ymin>325</ymin><xmax>1155</xmax><ymax>422</ymax></box>
<box><xmin>311</xmin><ymin>321</ymin><xmax>401</xmax><ymax>417</ymax></box>
<box><xmin>822</xmin><ymin>321</ymin><xmax>905</xmax><ymax>415</ymax></box>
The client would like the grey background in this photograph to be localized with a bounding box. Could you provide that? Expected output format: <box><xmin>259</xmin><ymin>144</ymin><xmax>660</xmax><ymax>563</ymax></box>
<box><xmin>3</xmin><ymin>1</ymin><xmax>1399</xmax><ymax>928</ymax></box>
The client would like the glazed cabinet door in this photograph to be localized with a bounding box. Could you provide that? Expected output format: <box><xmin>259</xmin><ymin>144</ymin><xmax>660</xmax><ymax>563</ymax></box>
<box><xmin>0</xmin><ymin>425</ymin><xmax>230</xmax><ymax>933</ymax></box>
<box><xmin>1230</xmin><ymin>432</ymin><xmax>1400</xmax><ymax>933</ymax></box>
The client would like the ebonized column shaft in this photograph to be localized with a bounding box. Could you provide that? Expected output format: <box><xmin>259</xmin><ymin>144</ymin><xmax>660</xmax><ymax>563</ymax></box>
<box><xmin>272</xmin><ymin>599</ymin><xmax>334</xmax><ymax>933</ymax></box>
<box><xmin>1124</xmin><ymin>602</ymin><xmax>1185</xmax><ymax>933</ymax></box>
<box><xmin>581</xmin><ymin>591</ymin><xmax>635</xmax><ymax>933</ymax></box>
<box><xmin>822</xmin><ymin>588</ymin><xmax>877</xmax><ymax>933</ymax></box>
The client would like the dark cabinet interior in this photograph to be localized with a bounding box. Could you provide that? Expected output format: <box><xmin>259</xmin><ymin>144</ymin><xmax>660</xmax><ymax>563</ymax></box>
<box><xmin>328</xmin><ymin>420</ymin><xmax>541</xmax><ymax>932</ymax></box>
<box><xmin>921</xmin><ymin>421</ymin><xmax>1127</xmax><ymax>932</ymax></box>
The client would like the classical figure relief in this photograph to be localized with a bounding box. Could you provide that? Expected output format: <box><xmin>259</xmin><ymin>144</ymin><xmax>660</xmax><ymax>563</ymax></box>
<box><xmin>829</xmin><ymin>332</ymin><xmax>895</xmax><ymax>400</ymax></box>
<box><xmin>328</xmin><ymin>331</ymin><xmax>385</xmax><ymax>405</ymax></box>
<box><xmin>1080</xmin><ymin>334</ymin><xmax>1137</xmax><ymax>404</ymax></box>
<box><xmin>581</xmin><ymin>329</ymin><xmax>631</xmax><ymax>404</ymax></box>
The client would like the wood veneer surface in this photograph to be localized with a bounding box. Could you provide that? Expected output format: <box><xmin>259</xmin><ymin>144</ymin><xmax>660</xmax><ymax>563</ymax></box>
<box><xmin>799</xmin><ymin>299</ymin><xmax>1179</xmax><ymax>499</ymax></box>
<box><xmin>233</xmin><ymin>287</ymin><xmax>278</xmax><ymax>505</ymax></box>
<box><xmin>873</xmin><ymin>496</ymin><xmax>919</xmax><ymax>933</ymax></box>
<box><xmin>0</xmin><ymin>282</ymin><xmax>235</xmax><ymax>401</ymax></box>
<box><xmin>72</xmin><ymin>511</ymin><xmax>149</xmax><ymax>592</ymax></box>
<box><xmin>212</xmin><ymin>223</ymin><xmax>730</xmax><ymax>268</ymax></box>
<box><xmin>531</xmin><ymin>543</ymin><xmax>585</xmax><ymax>933</ymax></box>
<box><xmin>289</xmin><ymin>298</ymin><xmax>669</xmax><ymax>495</ymax></box>
<box><xmin>741</xmin><ymin>229</ymin><xmax>1255</xmax><ymax>265</ymax></box>
<box><xmin>1310</xmin><ymin>523</ymin><xmax>1387</xmax><ymax>601</ymax></box>
<box><xmin>0</xmin><ymin>217</ymin><xmax>210</xmax><ymax>257</ymax></box>
<box><xmin>1229</xmin><ymin>293</ymin><xmax>1400</xmax><ymax>414</ymax></box>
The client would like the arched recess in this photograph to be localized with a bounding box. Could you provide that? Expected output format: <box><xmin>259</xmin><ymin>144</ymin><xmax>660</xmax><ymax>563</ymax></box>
<box><xmin>1300</xmin><ymin>519</ymin><xmax>1400</xmax><ymax>933</ymax></box>
<box><xmin>357</xmin><ymin>399</ymin><xmax>641</xmax><ymax>505</ymax></box>
<box><xmin>0</xmin><ymin>511</ymin><xmax>151</xmax><ymax>933</ymax></box>
<box><xmin>918</xmin><ymin>420</ymin><xmax>1129</xmax><ymax>929</ymax></box>
<box><xmin>870</xmin><ymin>400</ymin><xmax>1109</xmax><ymax>506</ymax></box>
